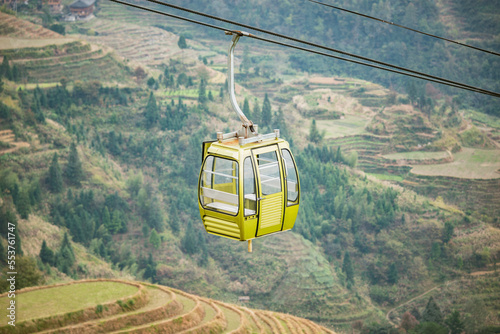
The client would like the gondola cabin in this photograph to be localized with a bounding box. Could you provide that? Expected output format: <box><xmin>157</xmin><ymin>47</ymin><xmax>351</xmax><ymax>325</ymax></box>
<box><xmin>198</xmin><ymin>132</ymin><xmax>300</xmax><ymax>244</ymax></box>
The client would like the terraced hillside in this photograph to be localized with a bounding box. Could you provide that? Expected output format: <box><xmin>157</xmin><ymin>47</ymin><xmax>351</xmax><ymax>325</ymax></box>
<box><xmin>0</xmin><ymin>12</ymin><xmax>132</xmax><ymax>85</ymax></box>
<box><xmin>0</xmin><ymin>279</ymin><xmax>335</xmax><ymax>334</ymax></box>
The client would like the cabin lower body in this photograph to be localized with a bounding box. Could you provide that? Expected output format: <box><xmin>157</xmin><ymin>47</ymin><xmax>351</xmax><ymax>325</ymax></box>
<box><xmin>198</xmin><ymin>141</ymin><xmax>300</xmax><ymax>241</ymax></box>
<box><xmin>199</xmin><ymin>199</ymin><xmax>299</xmax><ymax>241</ymax></box>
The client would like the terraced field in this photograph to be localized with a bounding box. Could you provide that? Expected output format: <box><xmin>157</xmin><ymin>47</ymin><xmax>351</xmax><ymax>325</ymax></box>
<box><xmin>0</xmin><ymin>279</ymin><xmax>335</xmax><ymax>334</ymax></box>
<box><xmin>0</xmin><ymin>129</ymin><xmax>30</xmax><ymax>155</ymax></box>
<box><xmin>0</xmin><ymin>12</ymin><xmax>132</xmax><ymax>85</ymax></box>
<box><xmin>259</xmin><ymin>233</ymin><xmax>379</xmax><ymax>330</ymax></box>
<box><xmin>75</xmin><ymin>1</ymin><xmax>215</xmax><ymax>67</ymax></box>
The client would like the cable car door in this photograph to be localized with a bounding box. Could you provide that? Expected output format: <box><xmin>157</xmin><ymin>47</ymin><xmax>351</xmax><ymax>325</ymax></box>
<box><xmin>253</xmin><ymin>145</ymin><xmax>284</xmax><ymax>237</ymax></box>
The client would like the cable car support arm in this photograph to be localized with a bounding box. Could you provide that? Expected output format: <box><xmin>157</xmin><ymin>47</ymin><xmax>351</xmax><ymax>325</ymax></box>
<box><xmin>218</xmin><ymin>31</ymin><xmax>280</xmax><ymax>145</ymax></box>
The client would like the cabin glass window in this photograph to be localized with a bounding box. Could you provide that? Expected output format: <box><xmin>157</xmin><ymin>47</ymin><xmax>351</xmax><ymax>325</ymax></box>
<box><xmin>282</xmin><ymin>149</ymin><xmax>299</xmax><ymax>205</ymax></box>
<box><xmin>200</xmin><ymin>156</ymin><xmax>239</xmax><ymax>215</ymax></box>
<box><xmin>256</xmin><ymin>151</ymin><xmax>281</xmax><ymax>195</ymax></box>
<box><xmin>243</xmin><ymin>157</ymin><xmax>257</xmax><ymax>216</ymax></box>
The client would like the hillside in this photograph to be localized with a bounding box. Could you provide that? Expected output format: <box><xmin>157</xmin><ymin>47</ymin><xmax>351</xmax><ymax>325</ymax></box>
<box><xmin>0</xmin><ymin>279</ymin><xmax>335</xmax><ymax>333</ymax></box>
<box><xmin>0</xmin><ymin>3</ymin><xmax>499</xmax><ymax>334</ymax></box>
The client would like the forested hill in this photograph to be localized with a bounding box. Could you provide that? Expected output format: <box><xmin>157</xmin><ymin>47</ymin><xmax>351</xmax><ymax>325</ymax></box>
<box><xmin>169</xmin><ymin>0</ymin><xmax>500</xmax><ymax>116</ymax></box>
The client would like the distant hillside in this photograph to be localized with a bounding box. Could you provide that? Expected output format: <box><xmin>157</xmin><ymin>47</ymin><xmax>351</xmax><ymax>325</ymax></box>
<box><xmin>0</xmin><ymin>279</ymin><xmax>335</xmax><ymax>333</ymax></box>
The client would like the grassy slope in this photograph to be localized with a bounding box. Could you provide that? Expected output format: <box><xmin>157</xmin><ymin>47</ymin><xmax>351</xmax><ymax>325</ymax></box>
<box><xmin>0</xmin><ymin>281</ymin><xmax>138</xmax><ymax>326</ymax></box>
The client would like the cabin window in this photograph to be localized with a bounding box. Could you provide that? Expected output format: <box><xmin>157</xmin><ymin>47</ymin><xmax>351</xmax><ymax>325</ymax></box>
<box><xmin>200</xmin><ymin>156</ymin><xmax>239</xmax><ymax>215</ymax></box>
<box><xmin>282</xmin><ymin>149</ymin><xmax>299</xmax><ymax>205</ymax></box>
<box><xmin>243</xmin><ymin>157</ymin><xmax>257</xmax><ymax>216</ymax></box>
<box><xmin>256</xmin><ymin>151</ymin><xmax>282</xmax><ymax>196</ymax></box>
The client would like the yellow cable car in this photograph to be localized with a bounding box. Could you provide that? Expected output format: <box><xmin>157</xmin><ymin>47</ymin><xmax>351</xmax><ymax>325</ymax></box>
<box><xmin>198</xmin><ymin>32</ymin><xmax>300</xmax><ymax>252</ymax></box>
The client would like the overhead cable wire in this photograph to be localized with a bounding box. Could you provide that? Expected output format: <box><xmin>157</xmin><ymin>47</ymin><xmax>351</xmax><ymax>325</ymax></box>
<box><xmin>108</xmin><ymin>0</ymin><xmax>500</xmax><ymax>98</ymax></box>
<box><xmin>138</xmin><ymin>0</ymin><xmax>500</xmax><ymax>98</ymax></box>
<box><xmin>309</xmin><ymin>0</ymin><xmax>500</xmax><ymax>57</ymax></box>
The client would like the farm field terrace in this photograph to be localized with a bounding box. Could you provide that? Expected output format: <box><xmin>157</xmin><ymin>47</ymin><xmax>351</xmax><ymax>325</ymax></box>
<box><xmin>410</xmin><ymin>148</ymin><xmax>500</xmax><ymax>179</ymax></box>
<box><xmin>0</xmin><ymin>281</ymin><xmax>138</xmax><ymax>325</ymax></box>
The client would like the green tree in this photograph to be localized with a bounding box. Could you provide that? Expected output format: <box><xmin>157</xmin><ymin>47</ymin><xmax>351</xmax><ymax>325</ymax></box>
<box><xmin>144</xmin><ymin>253</ymin><xmax>157</xmax><ymax>282</ymax></box>
<box><xmin>16</xmin><ymin>256</ymin><xmax>42</xmax><ymax>289</ymax></box>
<box><xmin>181</xmin><ymin>221</ymin><xmax>198</xmax><ymax>255</ymax></box>
<box><xmin>0</xmin><ymin>56</ymin><xmax>12</xmax><ymax>80</ymax></box>
<box><xmin>147</xmin><ymin>77</ymin><xmax>156</xmax><ymax>89</ymax></box>
<box><xmin>243</xmin><ymin>98</ymin><xmax>251</xmax><ymax>120</ymax></box>
<box><xmin>109</xmin><ymin>209</ymin><xmax>123</xmax><ymax>234</ymax></box>
<box><xmin>177</xmin><ymin>36</ymin><xmax>187</xmax><ymax>49</ymax></box>
<box><xmin>56</xmin><ymin>232</ymin><xmax>75</xmax><ymax>275</ymax></box>
<box><xmin>198</xmin><ymin>79</ymin><xmax>207</xmax><ymax>104</ymax></box>
<box><xmin>102</xmin><ymin>206</ymin><xmax>111</xmax><ymax>230</ymax></box>
<box><xmin>65</xmin><ymin>142</ymin><xmax>84</xmax><ymax>186</ymax></box>
<box><xmin>445</xmin><ymin>310</ymin><xmax>464</xmax><ymax>334</ymax></box>
<box><xmin>39</xmin><ymin>240</ymin><xmax>55</xmax><ymax>266</ymax></box>
<box><xmin>253</xmin><ymin>101</ymin><xmax>261</xmax><ymax>125</ymax></box>
<box><xmin>342</xmin><ymin>251</ymin><xmax>354</xmax><ymax>287</ymax></box>
<box><xmin>145</xmin><ymin>92</ymin><xmax>159</xmax><ymax>127</ymax></box>
<box><xmin>261</xmin><ymin>93</ymin><xmax>272</xmax><ymax>128</ymax></box>
<box><xmin>147</xmin><ymin>198</ymin><xmax>164</xmax><ymax>232</ymax></box>
<box><xmin>273</xmin><ymin>107</ymin><xmax>288</xmax><ymax>138</ymax></box>
<box><xmin>16</xmin><ymin>187</ymin><xmax>30</xmax><ymax>219</ymax></box>
<box><xmin>442</xmin><ymin>221</ymin><xmax>454</xmax><ymax>244</ymax></box>
<box><xmin>149</xmin><ymin>228</ymin><xmax>161</xmax><ymax>249</ymax></box>
<box><xmin>422</xmin><ymin>296</ymin><xmax>443</xmax><ymax>324</ymax></box>
<box><xmin>387</xmin><ymin>263</ymin><xmax>398</xmax><ymax>284</ymax></box>
<box><xmin>48</xmin><ymin>153</ymin><xmax>63</xmax><ymax>193</ymax></box>
<box><xmin>308</xmin><ymin>119</ymin><xmax>324</xmax><ymax>143</ymax></box>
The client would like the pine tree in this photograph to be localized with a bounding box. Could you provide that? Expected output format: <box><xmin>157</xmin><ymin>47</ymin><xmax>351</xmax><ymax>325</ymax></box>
<box><xmin>102</xmin><ymin>206</ymin><xmax>111</xmax><ymax>230</ymax></box>
<box><xmin>422</xmin><ymin>296</ymin><xmax>443</xmax><ymax>324</ymax></box>
<box><xmin>39</xmin><ymin>240</ymin><xmax>55</xmax><ymax>266</ymax></box>
<box><xmin>342</xmin><ymin>251</ymin><xmax>354</xmax><ymax>286</ymax></box>
<box><xmin>445</xmin><ymin>310</ymin><xmax>464</xmax><ymax>334</ymax></box>
<box><xmin>149</xmin><ymin>228</ymin><xmax>161</xmax><ymax>249</ymax></box>
<box><xmin>273</xmin><ymin>107</ymin><xmax>288</xmax><ymax>138</ymax></box>
<box><xmin>243</xmin><ymin>98</ymin><xmax>251</xmax><ymax>120</ymax></box>
<box><xmin>261</xmin><ymin>93</ymin><xmax>272</xmax><ymax>128</ymax></box>
<box><xmin>177</xmin><ymin>36</ymin><xmax>187</xmax><ymax>49</ymax></box>
<box><xmin>442</xmin><ymin>221</ymin><xmax>454</xmax><ymax>244</ymax></box>
<box><xmin>16</xmin><ymin>187</ymin><xmax>30</xmax><ymax>219</ymax></box>
<box><xmin>109</xmin><ymin>210</ymin><xmax>122</xmax><ymax>234</ymax></box>
<box><xmin>48</xmin><ymin>153</ymin><xmax>63</xmax><ymax>193</ymax></box>
<box><xmin>147</xmin><ymin>198</ymin><xmax>164</xmax><ymax>232</ymax></box>
<box><xmin>0</xmin><ymin>56</ymin><xmax>12</xmax><ymax>80</ymax></box>
<box><xmin>198</xmin><ymin>79</ymin><xmax>207</xmax><ymax>104</ymax></box>
<box><xmin>144</xmin><ymin>253</ymin><xmax>157</xmax><ymax>282</ymax></box>
<box><xmin>57</xmin><ymin>232</ymin><xmax>75</xmax><ymax>274</ymax></box>
<box><xmin>253</xmin><ymin>101</ymin><xmax>261</xmax><ymax>125</ymax></box>
<box><xmin>181</xmin><ymin>221</ymin><xmax>198</xmax><ymax>255</ymax></box>
<box><xmin>387</xmin><ymin>263</ymin><xmax>398</xmax><ymax>284</ymax></box>
<box><xmin>145</xmin><ymin>92</ymin><xmax>159</xmax><ymax>127</ymax></box>
<box><xmin>308</xmin><ymin>119</ymin><xmax>324</xmax><ymax>143</ymax></box>
<box><xmin>65</xmin><ymin>142</ymin><xmax>83</xmax><ymax>186</ymax></box>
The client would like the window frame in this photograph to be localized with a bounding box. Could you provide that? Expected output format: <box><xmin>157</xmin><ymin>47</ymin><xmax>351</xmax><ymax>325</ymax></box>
<box><xmin>199</xmin><ymin>155</ymin><xmax>240</xmax><ymax>217</ymax></box>
<box><xmin>281</xmin><ymin>148</ymin><xmax>300</xmax><ymax>206</ymax></box>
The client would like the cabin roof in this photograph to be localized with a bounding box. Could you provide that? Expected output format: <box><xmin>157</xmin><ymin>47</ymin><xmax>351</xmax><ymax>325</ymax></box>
<box><xmin>69</xmin><ymin>0</ymin><xmax>95</xmax><ymax>8</ymax></box>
